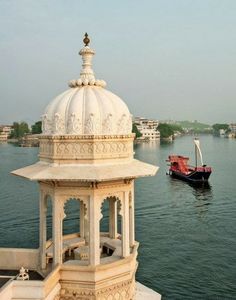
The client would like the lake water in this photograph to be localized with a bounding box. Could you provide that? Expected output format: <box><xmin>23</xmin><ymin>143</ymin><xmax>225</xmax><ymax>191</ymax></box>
<box><xmin>0</xmin><ymin>135</ymin><xmax>236</xmax><ymax>300</ymax></box>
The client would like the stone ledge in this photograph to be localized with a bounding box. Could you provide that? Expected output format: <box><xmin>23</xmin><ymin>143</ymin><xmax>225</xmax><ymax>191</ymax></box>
<box><xmin>11</xmin><ymin>159</ymin><xmax>158</xmax><ymax>181</ymax></box>
<box><xmin>136</xmin><ymin>282</ymin><xmax>161</xmax><ymax>300</ymax></box>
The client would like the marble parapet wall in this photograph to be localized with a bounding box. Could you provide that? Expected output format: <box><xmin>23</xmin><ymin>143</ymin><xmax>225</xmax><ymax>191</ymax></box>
<box><xmin>39</xmin><ymin>134</ymin><xmax>134</xmax><ymax>164</ymax></box>
<box><xmin>57</xmin><ymin>242</ymin><xmax>138</xmax><ymax>300</ymax></box>
<box><xmin>0</xmin><ymin>248</ymin><xmax>39</xmax><ymax>270</ymax></box>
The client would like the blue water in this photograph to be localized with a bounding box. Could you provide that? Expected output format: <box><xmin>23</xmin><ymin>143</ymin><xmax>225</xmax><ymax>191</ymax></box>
<box><xmin>0</xmin><ymin>136</ymin><xmax>236</xmax><ymax>299</ymax></box>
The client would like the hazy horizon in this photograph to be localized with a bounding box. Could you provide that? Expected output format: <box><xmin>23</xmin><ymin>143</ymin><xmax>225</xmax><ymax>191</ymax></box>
<box><xmin>1</xmin><ymin>0</ymin><xmax>236</xmax><ymax>125</ymax></box>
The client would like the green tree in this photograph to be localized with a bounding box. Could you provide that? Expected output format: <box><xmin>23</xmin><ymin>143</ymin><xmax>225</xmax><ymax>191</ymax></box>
<box><xmin>132</xmin><ymin>123</ymin><xmax>142</xmax><ymax>138</ymax></box>
<box><xmin>10</xmin><ymin>122</ymin><xmax>30</xmax><ymax>138</ymax></box>
<box><xmin>10</xmin><ymin>122</ymin><xmax>19</xmax><ymax>138</ymax></box>
<box><xmin>169</xmin><ymin>124</ymin><xmax>184</xmax><ymax>133</ymax></box>
<box><xmin>31</xmin><ymin>121</ymin><xmax>42</xmax><ymax>134</ymax></box>
<box><xmin>212</xmin><ymin>123</ymin><xmax>229</xmax><ymax>134</ymax></box>
<box><xmin>157</xmin><ymin>123</ymin><xmax>174</xmax><ymax>139</ymax></box>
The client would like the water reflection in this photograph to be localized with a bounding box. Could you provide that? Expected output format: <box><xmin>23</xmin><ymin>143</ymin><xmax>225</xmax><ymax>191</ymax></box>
<box><xmin>134</xmin><ymin>141</ymin><xmax>160</xmax><ymax>165</ymax></box>
<box><xmin>168</xmin><ymin>177</ymin><xmax>213</xmax><ymax>216</ymax></box>
<box><xmin>189</xmin><ymin>181</ymin><xmax>211</xmax><ymax>191</ymax></box>
<box><xmin>191</xmin><ymin>183</ymin><xmax>213</xmax><ymax>217</ymax></box>
<box><xmin>134</xmin><ymin>140</ymin><xmax>160</xmax><ymax>150</ymax></box>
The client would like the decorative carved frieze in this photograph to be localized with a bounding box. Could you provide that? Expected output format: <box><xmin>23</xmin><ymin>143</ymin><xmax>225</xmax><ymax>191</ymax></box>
<box><xmin>42</xmin><ymin>110</ymin><xmax>131</xmax><ymax>135</ymax></box>
<box><xmin>42</xmin><ymin>114</ymin><xmax>52</xmax><ymax>135</ymax></box>
<box><xmin>56</xmin><ymin>278</ymin><xmax>134</xmax><ymax>300</ymax></box>
<box><xmin>39</xmin><ymin>136</ymin><xmax>134</xmax><ymax>163</ymax></box>
<box><xmin>85</xmin><ymin>113</ymin><xmax>100</xmax><ymax>134</ymax></box>
<box><xmin>117</xmin><ymin>114</ymin><xmax>127</xmax><ymax>134</ymax></box>
<box><xmin>67</xmin><ymin>113</ymin><xmax>82</xmax><ymax>134</ymax></box>
<box><xmin>102</xmin><ymin>114</ymin><xmax>113</xmax><ymax>134</ymax></box>
<box><xmin>54</xmin><ymin>113</ymin><xmax>65</xmax><ymax>134</ymax></box>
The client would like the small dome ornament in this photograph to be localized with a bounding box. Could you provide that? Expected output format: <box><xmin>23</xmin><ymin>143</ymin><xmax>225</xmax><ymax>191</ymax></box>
<box><xmin>68</xmin><ymin>33</ymin><xmax>107</xmax><ymax>88</ymax></box>
<box><xmin>83</xmin><ymin>32</ymin><xmax>90</xmax><ymax>46</ymax></box>
<box><xmin>16</xmin><ymin>267</ymin><xmax>29</xmax><ymax>280</ymax></box>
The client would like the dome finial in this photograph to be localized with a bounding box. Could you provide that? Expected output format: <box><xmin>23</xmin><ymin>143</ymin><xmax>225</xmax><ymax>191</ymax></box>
<box><xmin>83</xmin><ymin>32</ymin><xmax>90</xmax><ymax>46</ymax></box>
<box><xmin>68</xmin><ymin>34</ymin><xmax>107</xmax><ymax>88</ymax></box>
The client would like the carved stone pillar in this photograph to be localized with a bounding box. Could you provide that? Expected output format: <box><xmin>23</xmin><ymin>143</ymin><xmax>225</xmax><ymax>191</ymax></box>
<box><xmin>109</xmin><ymin>197</ymin><xmax>117</xmax><ymax>239</ymax></box>
<box><xmin>39</xmin><ymin>191</ymin><xmax>47</xmax><ymax>269</ymax></box>
<box><xmin>129</xmin><ymin>187</ymin><xmax>135</xmax><ymax>247</ymax></box>
<box><xmin>89</xmin><ymin>193</ymin><xmax>100</xmax><ymax>266</ymax></box>
<box><xmin>80</xmin><ymin>202</ymin><xmax>85</xmax><ymax>238</ymax></box>
<box><xmin>52</xmin><ymin>197</ymin><xmax>63</xmax><ymax>266</ymax></box>
<box><xmin>83</xmin><ymin>201</ymin><xmax>89</xmax><ymax>244</ymax></box>
<box><xmin>84</xmin><ymin>214</ymin><xmax>89</xmax><ymax>244</ymax></box>
<box><xmin>121</xmin><ymin>192</ymin><xmax>130</xmax><ymax>257</ymax></box>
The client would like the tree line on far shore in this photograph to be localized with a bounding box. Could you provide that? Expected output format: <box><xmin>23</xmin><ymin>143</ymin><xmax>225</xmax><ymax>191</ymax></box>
<box><xmin>7</xmin><ymin>120</ymin><xmax>232</xmax><ymax>140</ymax></box>
<box><xmin>133</xmin><ymin>121</ymin><xmax>232</xmax><ymax>139</ymax></box>
<box><xmin>10</xmin><ymin>121</ymin><xmax>42</xmax><ymax>138</ymax></box>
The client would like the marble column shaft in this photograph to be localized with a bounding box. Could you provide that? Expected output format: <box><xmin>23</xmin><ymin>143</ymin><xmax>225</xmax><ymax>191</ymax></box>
<box><xmin>129</xmin><ymin>184</ymin><xmax>135</xmax><ymax>247</ymax></box>
<box><xmin>109</xmin><ymin>198</ymin><xmax>117</xmax><ymax>239</ymax></box>
<box><xmin>39</xmin><ymin>192</ymin><xmax>47</xmax><ymax>269</ymax></box>
<box><xmin>80</xmin><ymin>202</ymin><xmax>85</xmax><ymax>238</ymax></box>
<box><xmin>53</xmin><ymin>198</ymin><xmax>63</xmax><ymax>266</ymax></box>
<box><xmin>89</xmin><ymin>193</ymin><xmax>100</xmax><ymax>266</ymax></box>
<box><xmin>122</xmin><ymin>191</ymin><xmax>130</xmax><ymax>257</ymax></box>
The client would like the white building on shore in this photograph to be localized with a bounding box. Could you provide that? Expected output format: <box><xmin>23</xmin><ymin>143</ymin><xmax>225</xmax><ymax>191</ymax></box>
<box><xmin>0</xmin><ymin>125</ymin><xmax>12</xmax><ymax>141</ymax></box>
<box><xmin>229</xmin><ymin>123</ymin><xmax>236</xmax><ymax>133</ymax></box>
<box><xmin>134</xmin><ymin>117</ymin><xmax>160</xmax><ymax>141</ymax></box>
<box><xmin>228</xmin><ymin>123</ymin><xmax>236</xmax><ymax>138</ymax></box>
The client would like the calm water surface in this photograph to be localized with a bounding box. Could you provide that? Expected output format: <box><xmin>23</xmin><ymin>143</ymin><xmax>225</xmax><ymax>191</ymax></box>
<box><xmin>0</xmin><ymin>136</ymin><xmax>236</xmax><ymax>300</ymax></box>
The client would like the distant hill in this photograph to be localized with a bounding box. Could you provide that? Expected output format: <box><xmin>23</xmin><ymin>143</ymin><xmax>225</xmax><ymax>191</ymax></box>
<box><xmin>176</xmin><ymin>120</ymin><xmax>212</xmax><ymax>131</ymax></box>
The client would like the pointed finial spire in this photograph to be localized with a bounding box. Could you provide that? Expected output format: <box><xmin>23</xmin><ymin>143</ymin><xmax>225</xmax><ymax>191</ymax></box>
<box><xmin>68</xmin><ymin>34</ymin><xmax>106</xmax><ymax>88</ymax></box>
<box><xmin>83</xmin><ymin>32</ymin><xmax>90</xmax><ymax>46</ymax></box>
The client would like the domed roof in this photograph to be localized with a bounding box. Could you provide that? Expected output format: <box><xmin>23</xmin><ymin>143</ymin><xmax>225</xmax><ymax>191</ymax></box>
<box><xmin>42</xmin><ymin>34</ymin><xmax>132</xmax><ymax>136</ymax></box>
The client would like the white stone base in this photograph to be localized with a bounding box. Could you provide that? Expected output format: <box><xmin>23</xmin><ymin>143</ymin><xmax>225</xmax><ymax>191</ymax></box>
<box><xmin>0</xmin><ymin>278</ymin><xmax>161</xmax><ymax>300</ymax></box>
<box><xmin>136</xmin><ymin>282</ymin><xmax>161</xmax><ymax>300</ymax></box>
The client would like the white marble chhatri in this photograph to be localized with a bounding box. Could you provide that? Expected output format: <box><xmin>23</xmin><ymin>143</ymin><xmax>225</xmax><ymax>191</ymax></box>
<box><xmin>9</xmin><ymin>34</ymin><xmax>161</xmax><ymax>300</ymax></box>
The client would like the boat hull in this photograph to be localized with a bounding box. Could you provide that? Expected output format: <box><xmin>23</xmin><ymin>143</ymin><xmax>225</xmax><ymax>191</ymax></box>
<box><xmin>169</xmin><ymin>170</ymin><xmax>211</xmax><ymax>183</ymax></box>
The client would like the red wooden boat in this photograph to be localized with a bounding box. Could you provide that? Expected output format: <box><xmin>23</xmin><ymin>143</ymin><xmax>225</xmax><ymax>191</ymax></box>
<box><xmin>166</xmin><ymin>139</ymin><xmax>212</xmax><ymax>183</ymax></box>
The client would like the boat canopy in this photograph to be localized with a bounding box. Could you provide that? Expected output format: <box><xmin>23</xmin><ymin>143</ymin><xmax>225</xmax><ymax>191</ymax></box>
<box><xmin>194</xmin><ymin>138</ymin><xmax>204</xmax><ymax>166</ymax></box>
<box><xmin>167</xmin><ymin>155</ymin><xmax>189</xmax><ymax>174</ymax></box>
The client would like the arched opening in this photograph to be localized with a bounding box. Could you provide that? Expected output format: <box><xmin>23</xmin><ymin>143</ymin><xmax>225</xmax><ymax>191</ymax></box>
<box><xmin>63</xmin><ymin>198</ymin><xmax>80</xmax><ymax>236</ymax></box>
<box><xmin>129</xmin><ymin>191</ymin><xmax>134</xmax><ymax>247</ymax></box>
<box><xmin>117</xmin><ymin>199</ymin><xmax>122</xmax><ymax>236</ymax></box>
<box><xmin>43</xmin><ymin>192</ymin><xmax>131</xmax><ymax>267</ymax></box>
<box><xmin>98</xmin><ymin>196</ymin><xmax>123</xmax><ymax>260</ymax></box>
<box><xmin>62</xmin><ymin>198</ymin><xmax>86</xmax><ymax>261</ymax></box>
<box><xmin>43</xmin><ymin>196</ymin><xmax>87</xmax><ymax>266</ymax></box>
<box><xmin>100</xmin><ymin>198</ymin><xmax>109</xmax><ymax>234</ymax></box>
<box><xmin>40</xmin><ymin>194</ymin><xmax>53</xmax><ymax>268</ymax></box>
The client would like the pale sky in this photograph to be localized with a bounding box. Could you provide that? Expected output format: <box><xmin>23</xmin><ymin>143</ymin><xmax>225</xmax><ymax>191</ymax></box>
<box><xmin>0</xmin><ymin>0</ymin><xmax>236</xmax><ymax>125</ymax></box>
